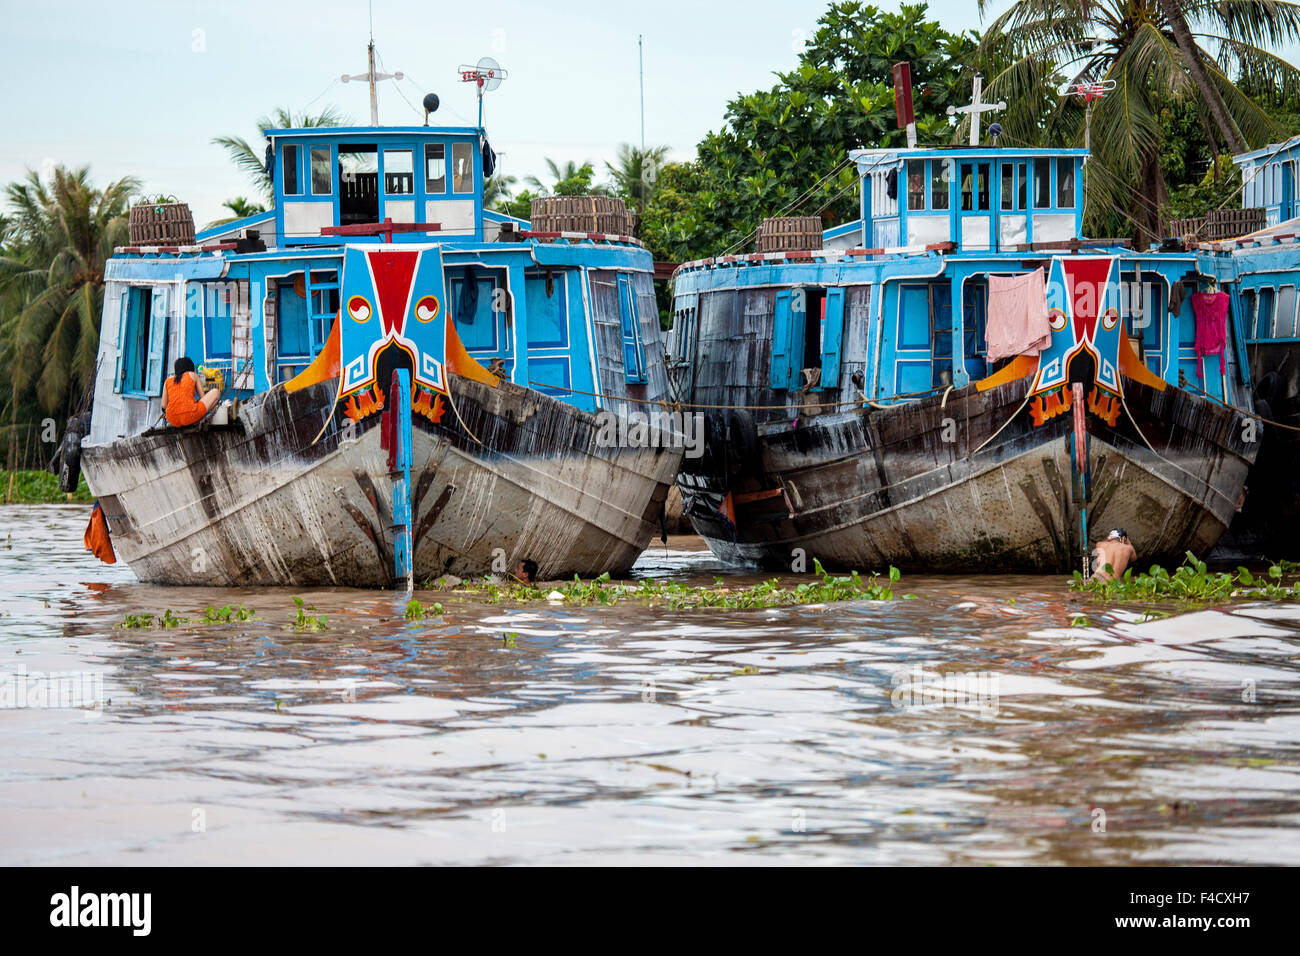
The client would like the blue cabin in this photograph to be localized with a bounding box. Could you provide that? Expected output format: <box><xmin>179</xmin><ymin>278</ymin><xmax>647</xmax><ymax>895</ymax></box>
<box><xmin>852</xmin><ymin>146</ymin><xmax>1087</xmax><ymax>251</ymax></box>
<box><xmin>268</xmin><ymin>126</ymin><xmax>487</xmax><ymax>244</ymax></box>
<box><xmin>1234</xmin><ymin>136</ymin><xmax>1300</xmax><ymax>227</ymax></box>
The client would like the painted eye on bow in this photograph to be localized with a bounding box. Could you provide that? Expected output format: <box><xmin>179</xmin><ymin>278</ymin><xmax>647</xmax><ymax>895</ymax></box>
<box><xmin>347</xmin><ymin>295</ymin><xmax>372</xmax><ymax>323</ymax></box>
<box><xmin>1101</xmin><ymin>308</ymin><xmax>1119</xmax><ymax>330</ymax></box>
<box><xmin>1048</xmin><ymin>309</ymin><xmax>1068</xmax><ymax>331</ymax></box>
<box><xmin>414</xmin><ymin>295</ymin><xmax>440</xmax><ymax>324</ymax></box>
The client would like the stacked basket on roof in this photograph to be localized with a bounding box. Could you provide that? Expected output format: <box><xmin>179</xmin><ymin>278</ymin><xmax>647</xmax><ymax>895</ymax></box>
<box><xmin>530</xmin><ymin>196</ymin><xmax>635</xmax><ymax>236</ymax></box>
<box><xmin>756</xmin><ymin>216</ymin><xmax>823</xmax><ymax>253</ymax></box>
<box><xmin>128</xmin><ymin>196</ymin><xmax>196</xmax><ymax>246</ymax></box>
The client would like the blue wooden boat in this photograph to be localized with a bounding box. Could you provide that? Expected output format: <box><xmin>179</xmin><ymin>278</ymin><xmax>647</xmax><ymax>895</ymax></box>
<box><xmin>76</xmin><ymin>108</ymin><xmax>681</xmax><ymax>586</ymax></box>
<box><xmin>1194</xmin><ymin>136</ymin><xmax>1300</xmax><ymax>558</ymax></box>
<box><xmin>670</xmin><ymin>143</ymin><xmax>1258</xmax><ymax>573</ymax></box>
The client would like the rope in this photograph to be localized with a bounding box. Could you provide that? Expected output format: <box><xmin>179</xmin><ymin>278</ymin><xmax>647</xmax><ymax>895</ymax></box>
<box><xmin>1179</xmin><ymin>372</ymin><xmax>1300</xmax><ymax>432</ymax></box>
<box><xmin>443</xmin><ymin>379</ymin><xmax>484</xmax><ymax>445</ymax></box>
<box><xmin>1117</xmin><ymin>370</ymin><xmax>1239</xmax><ymax>510</ymax></box>
<box><xmin>525</xmin><ymin>379</ymin><xmax>945</xmax><ymax>412</ymax></box>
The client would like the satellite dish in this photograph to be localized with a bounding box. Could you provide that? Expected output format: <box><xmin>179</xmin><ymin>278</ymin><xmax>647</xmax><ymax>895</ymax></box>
<box><xmin>423</xmin><ymin>93</ymin><xmax>440</xmax><ymax>113</ymax></box>
<box><xmin>477</xmin><ymin>56</ymin><xmax>504</xmax><ymax>92</ymax></box>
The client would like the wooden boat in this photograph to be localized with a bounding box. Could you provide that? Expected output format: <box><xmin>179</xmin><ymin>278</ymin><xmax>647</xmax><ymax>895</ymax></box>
<box><xmin>77</xmin><ymin>100</ymin><xmax>680</xmax><ymax>587</ymax></box>
<box><xmin>1190</xmin><ymin>136</ymin><xmax>1300</xmax><ymax>559</ymax></box>
<box><xmin>670</xmin><ymin>142</ymin><xmax>1258</xmax><ymax>573</ymax></box>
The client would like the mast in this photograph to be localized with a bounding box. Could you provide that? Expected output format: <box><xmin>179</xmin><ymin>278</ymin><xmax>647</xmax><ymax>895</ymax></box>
<box><xmin>367</xmin><ymin>41</ymin><xmax>379</xmax><ymax>126</ymax></box>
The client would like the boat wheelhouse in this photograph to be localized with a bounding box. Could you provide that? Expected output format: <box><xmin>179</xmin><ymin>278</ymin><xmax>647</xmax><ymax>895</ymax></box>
<box><xmin>81</xmin><ymin>117</ymin><xmax>680</xmax><ymax>587</ymax></box>
<box><xmin>670</xmin><ymin>142</ymin><xmax>1258</xmax><ymax>573</ymax></box>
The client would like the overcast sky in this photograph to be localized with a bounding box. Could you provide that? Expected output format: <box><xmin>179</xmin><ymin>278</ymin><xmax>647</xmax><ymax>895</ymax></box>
<box><xmin>3</xmin><ymin>0</ymin><xmax>1299</xmax><ymax>226</ymax></box>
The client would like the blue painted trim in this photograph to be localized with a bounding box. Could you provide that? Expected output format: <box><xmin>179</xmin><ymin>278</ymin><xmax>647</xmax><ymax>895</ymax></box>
<box><xmin>195</xmin><ymin>209</ymin><xmax>274</xmax><ymax>242</ymax></box>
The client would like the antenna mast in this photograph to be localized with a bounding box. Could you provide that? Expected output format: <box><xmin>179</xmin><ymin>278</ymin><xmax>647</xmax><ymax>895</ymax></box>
<box><xmin>639</xmin><ymin>35</ymin><xmax>645</xmax><ymax>151</ymax></box>
<box><xmin>341</xmin><ymin>8</ymin><xmax>403</xmax><ymax>125</ymax></box>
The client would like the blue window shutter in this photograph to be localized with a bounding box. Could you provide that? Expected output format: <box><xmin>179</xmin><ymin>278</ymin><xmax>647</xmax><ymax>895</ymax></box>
<box><xmin>145</xmin><ymin>287</ymin><xmax>169</xmax><ymax>395</ymax></box>
<box><xmin>114</xmin><ymin>291</ymin><xmax>129</xmax><ymax>393</ymax></box>
<box><xmin>771</xmin><ymin>289</ymin><xmax>793</xmax><ymax>388</ymax></box>
<box><xmin>820</xmin><ymin>287</ymin><xmax>846</xmax><ymax>389</ymax></box>
<box><xmin>616</xmin><ymin>273</ymin><xmax>645</xmax><ymax>384</ymax></box>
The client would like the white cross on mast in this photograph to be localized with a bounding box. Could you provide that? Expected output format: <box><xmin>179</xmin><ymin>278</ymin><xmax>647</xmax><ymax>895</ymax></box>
<box><xmin>947</xmin><ymin>74</ymin><xmax>1006</xmax><ymax>146</ymax></box>
<box><xmin>342</xmin><ymin>40</ymin><xmax>403</xmax><ymax>126</ymax></box>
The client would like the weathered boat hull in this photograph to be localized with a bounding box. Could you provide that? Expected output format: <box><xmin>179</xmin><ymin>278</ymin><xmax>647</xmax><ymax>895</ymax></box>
<box><xmin>679</xmin><ymin>374</ymin><xmax>1254</xmax><ymax>573</ymax></box>
<box><xmin>82</xmin><ymin>375</ymin><xmax>680</xmax><ymax>587</ymax></box>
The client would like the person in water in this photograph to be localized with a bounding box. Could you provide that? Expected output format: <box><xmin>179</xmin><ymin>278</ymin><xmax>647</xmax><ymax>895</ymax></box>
<box><xmin>162</xmin><ymin>357</ymin><xmax>220</xmax><ymax>428</ymax></box>
<box><xmin>514</xmin><ymin>559</ymin><xmax>539</xmax><ymax>584</ymax></box>
<box><xmin>1091</xmin><ymin>529</ymin><xmax>1136</xmax><ymax>581</ymax></box>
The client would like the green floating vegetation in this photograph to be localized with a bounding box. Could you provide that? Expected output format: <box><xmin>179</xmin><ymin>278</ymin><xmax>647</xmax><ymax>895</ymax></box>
<box><xmin>1</xmin><ymin>470</ymin><xmax>95</xmax><ymax>504</ymax></box>
<box><xmin>290</xmin><ymin>596</ymin><xmax>328</xmax><ymax>631</ymax></box>
<box><xmin>200</xmin><ymin>604</ymin><xmax>255</xmax><ymax>623</ymax></box>
<box><xmin>1072</xmin><ymin>553</ymin><xmax>1300</xmax><ymax>603</ymax></box>
<box><xmin>405</xmin><ymin>598</ymin><xmax>443</xmax><ymax>621</ymax></box>
<box><xmin>439</xmin><ymin>559</ymin><xmax>901</xmax><ymax>610</ymax></box>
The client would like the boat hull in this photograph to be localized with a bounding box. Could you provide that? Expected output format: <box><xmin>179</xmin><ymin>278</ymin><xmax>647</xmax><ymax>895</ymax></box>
<box><xmin>679</xmin><ymin>375</ymin><xmax>1254</xmax><ymax>573</ymax></box>
<box><xmin>81</xmin><ymin>376</ymin><xmax>680</xmax><ymax>586</ymax></box>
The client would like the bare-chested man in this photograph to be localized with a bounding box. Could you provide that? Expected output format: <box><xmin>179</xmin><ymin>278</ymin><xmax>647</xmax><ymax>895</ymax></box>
<box><xmin>1091</xmin><ymin>529</ymin><xmax>1136</xmax><ymax>581</ymax></box>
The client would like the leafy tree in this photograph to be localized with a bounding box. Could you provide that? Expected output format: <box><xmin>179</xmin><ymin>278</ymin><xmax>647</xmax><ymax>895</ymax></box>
<box><xmin>976</xmin><ymin>0</ymin><xmax>1300</xmax><ymax>243</ymax></box>
<box><xmin>222</xmin><ymin>196</ymin><xmax>266</xmax><ymax>219</ymax></box>
<box><xmin>212</xmin><ymin>106</ymin><xmax>347</xmax><ymax>201</ymax></box>
<box><xmin>605</xmin><ymin>144</ymin><xmax>671</xmax><ymax>217</ymax></box>
<box><xmin>0</xmin><ymin>166</ymin><xmax>136</xmax><ymax>459</ymax></box>
<box><xmin>639</xmin><ymin>2</ymin><xmax>980</xmax><ymax>263</ymax></box>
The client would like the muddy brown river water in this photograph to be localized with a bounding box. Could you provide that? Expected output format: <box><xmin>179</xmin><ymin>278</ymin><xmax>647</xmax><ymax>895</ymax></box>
<box><xmin>2</xmin><ymin>504</ymin><xmax>1298</xmax><ymax>865</ymax></box>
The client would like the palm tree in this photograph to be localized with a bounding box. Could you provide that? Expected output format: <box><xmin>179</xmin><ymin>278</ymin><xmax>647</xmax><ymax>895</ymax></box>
<box><xmin>483</xmin><ymin>172</ymin><xmax>517</xmax><ymax>208</ymax></box>
<box><xmin>0</xmin><ymin>166</ymin><xmax>136</xmax><ymax>441</ymax></box>
<box><xmin>976</xmin><ymin>0</ymin><xmax>1300</xmax><ymax>241</ymax></box>
<box><xmin>524</xmin><ymin>158</ymin><xmax>581</xmax><ymax>194</ymax></box>
<box><xmin>605</xmin><ymin>144</ymin><xmax>671</xmax><ymax>217</ymax></box>
<box><xmin>223</xmin><ymin>196</ymin><xmax>267</xmax><ymax>219</ymax></box>
<box><xmin>212</xmin><ymin>106</ymin><xmax>347</xmax><ymax>201</ymax></box>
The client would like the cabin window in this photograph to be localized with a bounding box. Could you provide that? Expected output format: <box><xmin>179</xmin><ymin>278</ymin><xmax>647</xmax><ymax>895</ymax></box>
<box><xmin>202</xmin><ymin>283</ymin><xmax>233</xmax><ymax>360</ymax></box>
<box><xmin>449</xmin><ymin>271</ymin><xmax>503</xmax><ymax>351</ymax></box>
<box><xmin>1258</xmin><ymin>287</ymin><xmax>1276</xmax><ymax>338</ymax></box>
<box><xmin>670</xmin><ymin>299</ymin><xmax>698</xmax><ymax>365</ymax></box>
<box><xmin>424</xmin><ymin>144</ymin><xmax>446</xmax><ymax>194</ymax></box>
<box><xmin>1000</xmin><ymin>164</ymin><xmax>1014</xmax><ymax>210</ymax></box>
<box><xmin>339</xmin><ymin>144</ymin><xmax>378</xmax><ymax>224</ymax></box>
<box><xmin>310</xmin><ymin>148</ymin><xmax>332</xmax><ymax>195</ymax></box>
<box><xmin>452</xmin><ymin>142</ymin><xmax>473</xmax><ymax>193</ymax></box>
<box><xmin>616</xmin><ymin>273</ymin><xmax>647</xmax><ymax>384</ymax></box>
<box><xmin>384</xmin><ymin>150</ymin><xmax>414</xmax><ymax>195</ymax></box>
<box><xmin>1241</xmin><ymin>289</ymin><xmax>1256</xmax><ymax>341</ymax></box>
<box><xmin>1277</xmin><ymin>285</ymin><xmax>1298</xmax><ymax>338</ymax></box>
<box><xmin>907</xmin><ymin>160</ymin><xmax>926</xmax><ymax>210</ymax></box>
<box><xmin>960</xmin><ymin>163</ymin><xmax>990</xmax><ymax>212</ymax></box>
<box><xmin>963</xmin><ymin>279</ymin><xmax>988</xmax><ymax>379</ymax></box>
<box><xmin>524</xmin><ymin>269</ymin><xmax>569</xmax><ymax>349</ymax></box>
<box><xmin>282</xmin><ymin>144</ymin><xmax>301</xmax><ymax>196</ymax></box>
<box><xmin>1057</xmin><ymin>161</ymin><xmax>1076</xmax><ymax>208</ymax></box>
<box><xmin>930</xmin><ymin>162</ymin><xmax>949</xmax><ymax>210</ymax></box>
<box><xmin>1033</xmin><ymin>158</ymin><xmax>1050</xmax><ymax>208</ymax></box>
<box><xmin>116</xmin><ymin>286</ymin><xmax>167</xmax><ymax>397</ymax></box>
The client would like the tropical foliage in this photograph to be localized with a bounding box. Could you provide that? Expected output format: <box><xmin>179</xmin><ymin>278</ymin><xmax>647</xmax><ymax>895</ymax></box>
<box><xmin>639</xmin><ymin>2</ymin><xmax>982</xmax><ymax>263</ymax></box>
<box><xmin>212</xmin><ymin>106</ymin><xmax>347</xmax><ymax>200</ymax></box>
<box><xmin>975</xmin><ymin>0</ymin><xmax>1300</xmax><ymax>241</ymax></box>
<box><xmin>0</xmin><ymin>166</ymin><xmax>136</xmax><ymax>464</ymax></box>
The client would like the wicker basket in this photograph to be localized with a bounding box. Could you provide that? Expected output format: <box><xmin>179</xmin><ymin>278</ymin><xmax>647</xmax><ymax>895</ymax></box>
<box><xmin>756</xmin><ymin>216</ymin><xmax>823</xmax><ymax>253</ymax></box>
<box><xmin>530</xmin><ymin>195</ymin><xmax>632</xmax><ymax>235</ymax></box>
<box><xmin>129</xmin><ymin>201</ymin><xmax>195</xmax><ymax>245</ymax></box>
